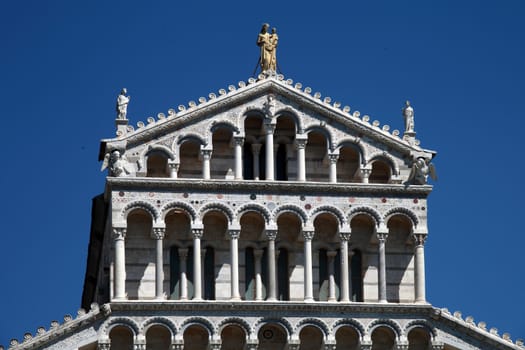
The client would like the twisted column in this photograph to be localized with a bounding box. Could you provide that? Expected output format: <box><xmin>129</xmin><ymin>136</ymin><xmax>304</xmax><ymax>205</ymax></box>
<box><xmin>112</xmin><ymin>227</ymin><xmax>127</xmax><ymax>300</ymax></box>
<box><xmin>303</xmin><ymin>229</ymin><xmax>315</xmax><ymax>302</ymax></box>
<box><xmin>413</xmin><ymin>233</ymin><xmax>427</xmax><ymax>303</ymax></box>
<box><xmin>152</xmin><ymin>227</ymin><xmax>166</xmax><ymax>299</ymax></box>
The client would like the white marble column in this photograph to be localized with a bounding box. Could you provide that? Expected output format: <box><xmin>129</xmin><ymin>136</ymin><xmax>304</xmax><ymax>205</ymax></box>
<box><xmin>201</xmin><ymin>149</ymin><xmax>212</xmax><ymax>180</ymax></box>
<box><xmin>328</xmin><ymin>153</ymin><xmax>339</xmax><ymax>183</ymax></box>
<box><xmin>229</xmin><ymin>229</ymin><xmax>241</xmax><ymax>300</ymax></box>
<box><xmin>377</xmin><ymin>229</ymin><xmax>388</xmax><ymax>303</ymax></box>
<box><xmin>152</xmin><ymin>227</ymin><xmax>166</xmax><ymax>300</ymax></box>
<box><xmin>303</xmin><ymin>229</ymin><xmax>315</xmax><ymax>302</ymax></box>
<box><xmin>192</xmin><ymin>228</ymin><xmax>203</xmax><ymax>300</ymax></box>
<box><xmin>266</xmin><ymin>229</ymin><xmax>278</xmax><ymax>300</ymax></box>
<box><xmin>251</xmin><ymin>144</ymin><xmax>262</xmax><ymax>180</ymax></box>
<box><xmin>254</xmin><ymin>249</ymin><xmax>264</xmax><ymax>301</ymax></box>
<box><xmin>265</xmin><ymin>123</ymin><xmax>275</xmax><ymax>181</ymax></box>
<box><xmin>413</xmin><ymin>233</ymin><xmax>427</xmax><ymax>303</ymax></box>
<box><xmin>168</xmin><ymin>161</ymin><xmax>179</xmax><ymax>178</ymax></box>
<box><xmin>339</xmin><ymin>232</ymin><xmax>350</xmax><ymax>302</ymax></box>
<box><xmin>113</xmin><ymin>227</ymin><xmax>127</xmax><ymax>300</ymax></box>
<box><xmin>327</xmin><ymin>250</ymin><xmax>337</xmax><ymax>302</ymax></box>
<box><xmin>233</xmin><ymin>136</ymin><xmax>244</xmax><ymax>180</ymax></box>
<box><xmin>178</xmin><ymin>248</ymin><xmax>189</xmax><ymax>300</ymax></box>
<box><xmin>360</xmin><ymin>166</ymin><xmax>372</xmax><ymax>184</ymax></box>
<box><xmin>295</xmin><ymin>136</ymin><xmax>307</xmax><ymax>182</ymax></box>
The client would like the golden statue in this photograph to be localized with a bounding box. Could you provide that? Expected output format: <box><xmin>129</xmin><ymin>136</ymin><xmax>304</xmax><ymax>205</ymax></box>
<box><xmin>257</xmin><ymin>24</ymin><xmax>278</xmax><ymax>73</ymax></box>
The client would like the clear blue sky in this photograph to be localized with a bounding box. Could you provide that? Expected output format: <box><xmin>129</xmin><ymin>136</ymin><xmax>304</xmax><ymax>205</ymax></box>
<box><xmin>1</xmin><ymin>1</ymin><xmax>524</xmax><ymax>346</ymax></box>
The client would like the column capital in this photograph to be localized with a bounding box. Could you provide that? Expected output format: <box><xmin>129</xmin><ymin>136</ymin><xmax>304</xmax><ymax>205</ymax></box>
<box><xmin>251</xmin><ymin>143</ymin><xmax>262</xmax><ymax>155</ymax></box>
<box><xmin>201</xmin><ymin>148</ymin><xmax>213</xmax><ymax>160</ymax></box>
<box><xmin>178</xmin><ymin>247</ymin><xmax>189</xmax><ymax>258</ymax></box>
<box><xmin>254</xmin><ymin>248</ymin><xmax>264</xmax><ymax>258</ymax></box>
<box><xmin>327</xmin><ymin>250</ymin><xmax>337</xmax><ymax>258</ymax></box>
<box><xmin>295</xmin><ymin>137</ymin><xmax>308</xmax><ymax>149</ymax></box>
<box><xmin>412</xmin><ymin>233</ymin><xmax>427</xmax><ymax>246</ymax></box>
<box><xmin>151</xmin><ymin>227</ymin><xmax>165</xmax><ymax>240</ymax></box>
<box><xmin>302</xmin><ymin>230</ymin><xmax>315</xmax><ymax>241</ymax></box>
<box><xmin>112</xmin><ymin>227</ymin><xmax>126</xmax><ymax>240</ymax></box>
<box><xmin>264</xmin><ymin>122</ymin><xmax>276</xmax><ymax>134</ymax></box>
<box><xmin>328</xmin><ymin>152</ymin><xmax>339</xmax><ymax>164</ymax></box>
<box><xmin>192</xmin><ymin>228</ymin><xmax>204</xmax><ymax>239</ymax></box>
<box><xmin>98</xmin><ymin>341</ymin><xmax>111</xmax><ymax>350</ymax></box>
<box><xmin>376</xmin><ymin>231</ymin><xmax>388</xmax><ymax>242</ymax></box>
<box><xmin>233</xmin><ymin>135</ymin><xmax>245</xmax><ymax>146</ymax></box>
<box><xmin>246</xmin><ymin>341</ymin><xmax>258</xmax><ymax>350</ymax></box>
<box><xmin>266</xmin><ymin>229</ymin><xmax>278</xmax><ymax>241</ymax></box>
<box><xmin>431</xmin><ymin>343</ymin><xmax>445</xmax><ymax>350</ymax></box>
<box><xmin>339</xmin><ymin>232</ymin><xmax>351</xmax><ymax>241</ymax></box>
<box><xmin>229</xmin><ymin>229</ymin><xmax>241</xmax><ymax>239</ymax></box>
<box><xmin>167</xmin><ymin>161</ymin><xmax>179</xmax><ymax>170</ymax></box>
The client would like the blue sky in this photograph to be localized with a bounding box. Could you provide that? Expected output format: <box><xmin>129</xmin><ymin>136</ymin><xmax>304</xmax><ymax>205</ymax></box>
<box><xmin>1</xmin><ymin>1</ymin><xmax>524</xmax><ymax>346</ymax></box>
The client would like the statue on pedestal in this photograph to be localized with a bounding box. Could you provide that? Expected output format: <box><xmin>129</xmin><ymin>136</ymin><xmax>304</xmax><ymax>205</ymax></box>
<box><xmin>116</xmin><ymin>88</ymin><xmax>130</xmax><ymax>120</ymax></box>
<box><xmin>402</xmin><ymin>100</ymin><xmax>415</xmax><ymax>133</ymax></box>
<box><xmin>257</xmin><ymin>24</ymin><xmax>278</xmax><ymax>73</ymax></box>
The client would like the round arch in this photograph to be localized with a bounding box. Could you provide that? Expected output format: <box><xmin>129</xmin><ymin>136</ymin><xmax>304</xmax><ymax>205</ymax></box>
<box><xmin>217</xmin><ymin>317</ymin><xmax>252</xmax><ymax>338</ymax></box>
<box><xmin>295</xmin><ymin>318</ymin><xmax>329</xmax><ymax>339</ymax></box>
<box><xmin>180</xmin><ymin>317</ymin><xmax>215</xmax><ymax>337</ymax></box>
<box><xmin>384</xmin><ymin>207</ymin><xmax>419</xmax><ymax>228</ymax></box>
<box><xmin>366</xmin><ymin>319</ymin><xmax>403</xmax><ymax>339</ymax></box>
<box><xmin>331</xmin><ymin>319</ymin><xmax>365</xmax><ymax>340</ymax></box>
<box><xmin>304</xmin><ymin>125</ymin><xmax>335</xmax><ymax>151</ymax></box>
<box><xmin>144</xmin><ymin>144</ymin><xmax>175</xmax><ymax>160</ymax></box>
<box><xmin>122</xmin><ymin>201</ymin><xmax>159</xmax><ymax>222</ymax></box>
<box><xmin>161</xmin><ymin>201</ymin><xmax>198</xmax><ymax>223</ymax></box>
<box><xmin>366</xmin><ymin>152</ymin><xmax>399</xmax><ymax>176</ymax></box>
<box><xmin>310</xmin><ymin>205</ymin><xmax>346</xmax><ymax>228</ymax></box>
<box><xmin>100</xmin><ymin>317</ymin><xmax>140</xmax><ymax>337</ymax></box>
<box><xmin>199</xmin><ymin>202</ymin><xmax>235</xmax><ymax>224</ymax></box>
<box><xmin>142</xmin><ymin>317</ymin><xmax>177</xmax><ymax>337</ymax></box>
<box><xmin>273</xmin><ymin>204</ymin><xmax>308</xmax><ymax>225</ymax></box>
<box><xmin>335</xmin><ymin>139</ymin><xmax>366</xmax><ymax>164</ymax></box>
<box><xmin>275</xmin><ymin>107</ymin><xmax>303</xmax><ymax>132</ymax></box>
<box><xmin>236</xmin><ymin>203</ymin><xmax>272</xmax><ymax>224</ymax></box>
<box><xmin>347</xmin><ymin>206</ymin><xmax>381</xmax><ymax>228</ymax></box>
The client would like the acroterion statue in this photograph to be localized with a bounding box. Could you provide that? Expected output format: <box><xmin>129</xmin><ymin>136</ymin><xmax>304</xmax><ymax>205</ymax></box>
<box><xmin>116</xmin><ymin>88</ymin><xmax>130</xmax><ymax>120</ymax></box>
<box><xmin>257</xmin><ymin>23</ymin><xmax>278</xmax><ymax>73</ymax></box>
<box><xmin>402</xmin><ymin>100</ymin><xmax>414</xmax><ymax>133</ymax></box>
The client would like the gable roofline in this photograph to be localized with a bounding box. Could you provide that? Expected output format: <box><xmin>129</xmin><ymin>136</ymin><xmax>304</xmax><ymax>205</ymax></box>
<box><xmin>99</xmin><ymin>74</ymin><xmax>435</xmax><ymax>160</ymax></box>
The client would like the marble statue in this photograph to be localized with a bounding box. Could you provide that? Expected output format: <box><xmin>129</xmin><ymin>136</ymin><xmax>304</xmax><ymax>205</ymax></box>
<box><xmin>407</xmin><ymin>157</ymin><xmax>437</xmax><ymax>185</ymax></box>
<box><xmin>101</xmin><ymin>150</ymin><xmax>129</xmax><ymax>177</ymax></box>
<box><xmin>257</xmin><ymin>23</ymin><xmax>278</xmax><ymax>72</ymax></box>
<box><xmin>116</xmin><ymin>88</ymin><xmax>130</xmax><ymax>120</ymax></box>
<box><xmin>402</xmin><ymin>100</ymin><xmax>414</xmax><ymax>133</ymax></box>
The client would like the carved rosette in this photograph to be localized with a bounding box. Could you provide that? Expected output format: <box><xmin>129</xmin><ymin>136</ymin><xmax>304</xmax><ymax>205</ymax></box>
<box><xmin>151</xmin><ymin>227</ymin><xmax>165</xmax><ymax>240</ymax></box>
<box><xmin>112</xmin><ymin>227</ymin><xmax>126</xmax><ymax>241</ymax></box>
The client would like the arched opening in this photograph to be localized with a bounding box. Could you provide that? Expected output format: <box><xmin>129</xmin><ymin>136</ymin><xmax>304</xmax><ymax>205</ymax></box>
<box><xmin>305</xmin><ymin>131</ymin><xmax>329</xmax><ymax>182</ymax></box>
<box><xmin>337</xmin><ymin>145</ymin><xmax>360</xmax><ymax>183</ymax></box>
<box><xmin>179</xmin><ymin>140</ymin><xmax>202</xmax><ymax>179</ymax></box>
<box><xmin>203</xmin><ymin>210</ymin><xmax>229</xmax><ymax>300</ymax></box>
<box><xmin>220</xmin><ymin>325</ymin><xmax>246</xmax><ymax>350</ymax></box>
<box><xmin>408</xmin><ymin>327</ymin><xmax>431</xmax><ymax>350</ymax></box>
<box><xmin>244</xmin><ymin>115</ymin><xmax>264</xmax><ymax>180</ymax></box>
<box><xmin>276</xmin><ymin>212</ymin><xmax>302</xmax><ymax>301</ymax></box>
<box><xmin>371</xmin><ymin>326</ymin><xmax>396</xmax><ymax>350</ymax></box>
<box><xmin>165</xmin><ymin>210</ymin><xmax>193</xmax><ymax>300</ymax></box>
<box><xmin>313</xmin><ymin>213</ymin><xmax>339</xmax><ymax>301</ymax></box>
<box><xmin>258</xmin><ymin>323</ymin><xmax>287</xmax><ymax>350</ymax></box>
<box><xmin>211</xmin><ymin>127</ymin><xmax>234</xmax><ymax>179</ymax></box>
<box><xmin>274</xmin><ymin>115</ymin><xmax>296</xmax><ymax>181</ymax></box>
<box><xmin>299</xmin><ymin>326</ymin><xmax>324</xmax><ymax>350</ymax></box>
<box><xmin>146</xmin><ymin>325</ymin><xmax>171</xmax><ymax>350</ymax></box>
<box><xmin>183</xmin><ymin>325</ymin><xmax>209</xmax><ymax>350</ymax></box>
<box><xmin>386</xmin><ymin>215</ymin><xmax>413</xmax><ymax>303</ymax></box>
<box><xmin>277</xmin><ymin>248</ymin><xmax>289</xmax><ymax>301</ymax></box>
<box><xmin>126</xmin><ymin>209</ymin><xmax>154</xmax><ymax>300</ymax></box>
<box><xmin>335</xmin><ymin>326</ymin><xmax>360</xmax><ymax>350</ymax></box>
<box><xmin>351</xmin><ymin>250</ymin><xmax>363</xmax><ymax>302</ymax></box>
<box><xmin>349</xmin><ymin>214</ymin><xmax>375</xmax><ymax>302</ymax></box>
<box><xmin>369</xmin><ymin>160</ymin><xmax>391</xmax><ymax>184</ymax></box>
<box><xmin>146</xmin><ymin>152</ymin><xmax>170</xmax><ymax>178</ymax></box>
<box><xmin>109</xmin><ymin>325</ymin><xmax>134</xmax><ymax>350</ymax></box>
<box><xmin>240</xmin><ymin>212</ymin><xmax>266</xmax><ymax>300</ymax></box>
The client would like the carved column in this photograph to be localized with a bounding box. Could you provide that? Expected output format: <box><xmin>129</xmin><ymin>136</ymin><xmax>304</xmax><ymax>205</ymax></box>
<box><xmin>303</xmin><ymin>229</ymin><xmax>315</xmax><ymax>302</ymax></box>
<box><xmin>168</xmin><ymin>161</ymin><xmax>179</xmax><ymax>178</ymax></box>
<box><xmin>192</xmin><ymin>227</ymin><xmax>203</xmax><ymax>300</ymax></box>
<box><xmin>252</xmin><ymin>144</ymin><xmax>262</xmax><ymax>180</ymax></box>
<box><xmin>113</xmin><ymin>227</ymin><xmax>127</xmax><ymax>300</ymax></box>
<box><xmin>266</xmin><ymin>229</ymin><xmax>278</xmax><ymax>300</ymax></box>
<box><xmin>254</xmin><ymin>248</ymin><xmax>264</xmax><ymax>301</ymax></box>
<box><xmin>178</xmin><ymin>248</ymin><xmax>189</xmax><ymax>300</ymax></box>
<box><xmin>229</xmin><ymin>229</ymin><xmax>241</xmax><ymax>300</ymax></box>
<box><xmin>328</xmin><ymin>153</ymin><xmax>339</xmax><ymax>183</ymax></box>
<box><xmin>264</xmin><ymin>123</ymin><xmax>275</xmax><ymax>181</ymax></box>
<box><xmin>234</xmin><ymin>136</ymin><xmax>244</xmax><ymax>180</ymax></box>
<box><xmin>201</xmin><ymin>149</ymin><xmax>212</xmax><ymax>180</ymax></box>
<box><xmin>327</xmin><ymin>250</ymin><xmax>337</xmax><ymax>302</ymax></box>
<box><xmin>295</xmin><ymin>135</ymin><xmax>307</xmax><ymax>182</ymax></box>
<box><xmin>413</xmin><ymin>233</ymin><xmax>427</xmax><ymax>303</ymax></box>
<box><xmin>339</xmin><ymin>232</ymin><xmax>351</xmax><ymax>302</ymax></box>
<box><xmin>152</xmin><ymin>227</ymin><xmax>166</xmax><ymax>299</ymax></box>
<box><xmin>377</xmin><ymin>228</ymin><xmax>388</xmax><ymax>303</ymax></box>
<box><xmin>360</xmin><ymin>166</ymin><xmax>372</xmax><ymax>184</ymax></box>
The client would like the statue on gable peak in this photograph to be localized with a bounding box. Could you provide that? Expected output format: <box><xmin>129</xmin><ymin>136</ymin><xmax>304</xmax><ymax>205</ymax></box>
<box><xmin>116</xmin><ymin>88</ymin><xmax>130</xmax><ymax>120</ymax></box>
<box><xmin>257</xmin><ymin>23</ymin><xmax>279</xmax><ymax>74</ymax></box>
<box><xmin>403</xmin><ymin>100</ymin><xmax>415</xmax><ymax>134</ymax></box>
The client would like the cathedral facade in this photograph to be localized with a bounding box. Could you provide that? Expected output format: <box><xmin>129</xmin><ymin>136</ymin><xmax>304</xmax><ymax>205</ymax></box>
<box><xmin>4</xmin><ymin>72</ymin><xmax>523</xmax><ymax>350</ymax></box>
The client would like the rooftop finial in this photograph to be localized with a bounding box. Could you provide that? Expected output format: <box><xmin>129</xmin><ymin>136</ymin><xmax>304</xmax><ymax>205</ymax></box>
<box><xmin>256</xmin><ymin>23</ymin><xmax>278</xmax><ymax>74</ymax></box>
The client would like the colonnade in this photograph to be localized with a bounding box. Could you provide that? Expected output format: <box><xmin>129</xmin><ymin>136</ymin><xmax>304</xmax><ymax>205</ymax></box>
<box><xmin>111</xmin><ymin>224</ymin><xmax>427</xmax><ymax>303</ymax></box>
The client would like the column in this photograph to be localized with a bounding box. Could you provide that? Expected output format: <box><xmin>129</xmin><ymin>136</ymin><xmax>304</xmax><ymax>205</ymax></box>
<box><xmin>327</xmin><ymin>250</ymin><xmax>337</xmax><ymax>302</ymax></box>
<box><xmin>112</xmin><ymin>227</ymin><xmax>126</xmax><ymax>300</ymax></box>
<box><xmin>168</xmin><ymin>161</ymin><xmax>179</xmax><ymax>178</ymax></box>
<box><xmin>192</xmin><ymin>227</ymin><xmax>203</xmax><ymax>300</ymax></box>
<box><xmin>265</xmin><ymin>123</ymin><xmax>275</xmax><ymax>181</ymax></box>
<box><xmin>233</xmin><ymin>136</ymin><xmax>244</xmax><ymax>180</ymax></box>
<box><xmin>229</xmin><ymin>229</ymin><xmax>241</xmax><ymax>300</ymax></box>
<box><xmin>328</xmin><ymin>153</ymin><xmax>339</xmax><ymax>183</ymax></box>
<box><xmin>377</xmin><ymin>229</ymin><xmax>388</xmax><ymax>303</ymax></box>
<box><xmin>273</xmin><ymin>144</ymin><xmax>280</xmax><ymax>180</ymax></box>
<box><xmin>295</xmin><ymin>135</ymin><xmax>307</xmax><ymax>182</ymax></box>
<box><xmin>254</xmin><ymin>249</ymin><xmax>264</xmax><ymax>301</ymax></box>
<box><xmin>201</xmin><ymin>149</ymin><xmax>212</xmax><ymax>180</ymax></box>
<box><xmin>303</xmin><ymin>229</ymin><xmax>314</xmax><ymax>302</ymax></box>
<box><xmin>152</xmin><ymin>227</ymin><xmax>165</xmax><ymax>299</ymax></box>
<box><xmin>178</xmin><ymin>248</ymin><xmax>189</xmax><ymax>300</ymax></box>
<box><xmin>266</xmin><ymin>229</ymin><xmax>278</xmax><ymax>300</ymax></box>
<box><xmin>360</xmin><ymin>166</ymin><xmax>371</xmax><ymax>184</ymax></box>
<box><xmin>413</xmin><ymin>233</ymin><xmax>427</xmax><ymax>303</ymax></box>
<box><xmin>339</xmin><ymin>232</ymin><xmax>350</xmax><ymax>302</ymax></box>
<box><xmin>251</xmin><ymin>144</ymin><xmax>262</xmax><ymax>180</ymax></box>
